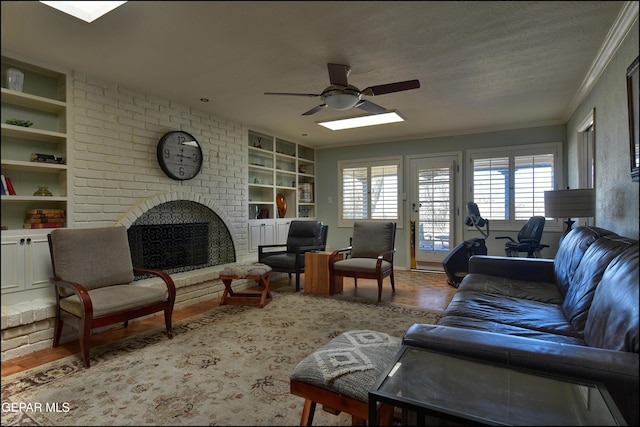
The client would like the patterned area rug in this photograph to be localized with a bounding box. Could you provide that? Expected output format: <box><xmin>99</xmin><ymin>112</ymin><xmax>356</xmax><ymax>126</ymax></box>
<box><xmin>1</xmin><ymin>291</ymin><xmax>440</xmax><ymax>426</ymax></box>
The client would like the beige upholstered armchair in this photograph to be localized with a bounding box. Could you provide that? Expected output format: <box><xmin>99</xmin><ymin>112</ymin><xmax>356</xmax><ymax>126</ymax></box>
<box><xmin>328</xmin><ymin>221</ymin><xmax>397</xmax><ymax>302</ymax></box>
<box><xmin>47</xmin><ymin>226</ymin><xmax>176</xmax><ymax>368</ymax></box>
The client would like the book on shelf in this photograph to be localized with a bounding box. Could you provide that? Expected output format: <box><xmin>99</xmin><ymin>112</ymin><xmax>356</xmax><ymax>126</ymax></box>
<box><xmin>24</xmin><ymin>215</ymin><xmax>66</xmax><ymax>224</ymax></box>
<box><xmin>24</xmin><ymin>222</ymin><xmax>65</xmax><ymax>229</ymax></box>
<box><xmin>30</xmin><ymin>153</ymin><xmax>65</xmax><ymax>164</ymax></box>
<box><xmin>4</xmin><ymin>176</ymin><xmax>16</xmax><ymax>195</ymax></box>
<box><xmin>0</xmin><ymin>175</ymin><xmax>7</xmax><ymax>195</ymax></box>
<box><xmin>25</xmin><ymin>208</ymin><xmax>65</xmax><ymax>215</ymax></box>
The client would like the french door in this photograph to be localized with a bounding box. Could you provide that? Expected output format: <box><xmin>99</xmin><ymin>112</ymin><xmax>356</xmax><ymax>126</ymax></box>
<box><xmin>409</xmin><ymin>155</ymin><xmax>459</xmax><ymax>265</ymax></box>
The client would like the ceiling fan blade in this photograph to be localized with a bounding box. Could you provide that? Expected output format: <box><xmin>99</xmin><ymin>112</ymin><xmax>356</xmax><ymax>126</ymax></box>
<box><xmin>327</xmin><ymin>63</ymin><xmax>350</xmax><ymax>87</ymax></box>
<box><xmin>356</xmin><ymin>100</ymin><xmax>387</xmax><ymax>114</ymax></box>
<box><xmin>302</xmin><ymin>104</ymin><xmax>327</xmax><ymax>116</ymax></box>
<box><xmin>361</xmin><ymin>79</ymin><xmax>420</xmax><ymax>96</ymax></box>
<box><xmin>264</xmin><ymin>92</ymin><xmax>320</xmax><ymax>97</ymax></box>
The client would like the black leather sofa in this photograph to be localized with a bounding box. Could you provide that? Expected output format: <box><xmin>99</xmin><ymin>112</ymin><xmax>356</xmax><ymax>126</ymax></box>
<box><xmin>404</xmin><ymin>226</ymin><xmax>639</xmax><ymax>425</ymax></box>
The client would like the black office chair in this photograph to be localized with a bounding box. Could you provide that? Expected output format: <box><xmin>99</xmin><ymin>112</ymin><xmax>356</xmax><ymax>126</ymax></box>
<box><xmin>495</xmin><ymin>216</ymin><xmax>549</xmax><ymax>258</ymax></box>
<box><xmin>258</xmin><ymin>220</ymin><xmax>328</xmax><ymax>291</ymax></box>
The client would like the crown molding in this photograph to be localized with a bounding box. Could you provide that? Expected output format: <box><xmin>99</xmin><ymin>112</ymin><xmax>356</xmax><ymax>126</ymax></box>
<box><xmin>564</xmin><ymin>1</ymin><xmax>639</xmax><ymax>121</ymax></box>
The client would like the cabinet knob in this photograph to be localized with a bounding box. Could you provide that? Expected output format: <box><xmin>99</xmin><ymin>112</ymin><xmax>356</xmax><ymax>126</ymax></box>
<box><xmin>20</xmin><ymin>238</ymin><xmax>25</xmax><ymax>244</ymax></box>
<box><xmin>26</xmin><ymin>238</ymin><xmax>32</xmax><ymax>244</ymax></box>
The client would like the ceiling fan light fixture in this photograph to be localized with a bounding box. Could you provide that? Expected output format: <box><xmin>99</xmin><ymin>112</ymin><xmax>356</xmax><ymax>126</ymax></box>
<box><xmin>324</xmin><ymin>92</ymin><xmax>360</xmax><ymax>110</ymax></box>
<box><xmin>318</xmin><ymin>111</ymin><xmax>404</xmax><ymax>131</ymax></box>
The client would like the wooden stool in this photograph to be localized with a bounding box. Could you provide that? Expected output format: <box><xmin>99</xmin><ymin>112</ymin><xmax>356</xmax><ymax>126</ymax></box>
<box><xmin>219</xmin><ymin>263</ymin><xmax>273</xmax><ymax>307</ymax></box>
<box><xmin>290</xmin><ymin>330</ymin><xmax>401</xmax><ymax>426</ymax></box>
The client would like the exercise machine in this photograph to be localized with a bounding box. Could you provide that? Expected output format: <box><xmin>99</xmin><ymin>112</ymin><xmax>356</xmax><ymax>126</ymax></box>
<box><xmin>442</xmin><ymin>202</ymin><xmax>489</xmax><ymax>287</ymax></box>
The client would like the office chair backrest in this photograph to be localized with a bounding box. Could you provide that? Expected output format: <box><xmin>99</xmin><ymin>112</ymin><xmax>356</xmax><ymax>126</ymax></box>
<box><xmin>518</xmin><ymin>216</ymin><xmax>546</xmax><ymax>243</ymax></box>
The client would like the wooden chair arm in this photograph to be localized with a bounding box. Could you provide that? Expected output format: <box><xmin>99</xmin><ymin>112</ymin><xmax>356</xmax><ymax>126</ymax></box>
<box><xmin>375</xmin><ymin>248</ymin><xmax>396</xmax><ymax>270</ymax></box>
<box><xmin>50</xmin><ymin>277</ymin><xmax>93</xmax><ymax>318</ymax></box>
<box><xmin>133</xmin><ymin>268</ymin><xmax>177</xmax><ymax>302</ymax></box>
<box><xmin>329</xmin><ymin>247</ymin><xmax>352</xmax><ymax>264</ymax></box>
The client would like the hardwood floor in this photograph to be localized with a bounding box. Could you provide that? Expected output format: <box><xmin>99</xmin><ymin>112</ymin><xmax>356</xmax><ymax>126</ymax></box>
<box><xmin>1</xmin><ymin>270</ymin><xmax>455</xmax><ymax>378</ymax></box>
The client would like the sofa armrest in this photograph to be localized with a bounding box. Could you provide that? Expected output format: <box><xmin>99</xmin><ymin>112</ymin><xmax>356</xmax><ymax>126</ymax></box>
<box><xmin>403</xmin><ymin>324</ymin><xmax>639</xmax><ymax>424</ymax></box>
<box><xmin>468</xmin><ymin>255</ymin><xmax>555</xmax><ymax>282</ymax></box>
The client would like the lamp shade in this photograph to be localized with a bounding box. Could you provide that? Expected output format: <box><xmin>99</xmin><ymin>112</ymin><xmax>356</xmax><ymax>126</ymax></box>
<box><xmin>544</xmin><ymin>188</ymin><xmax>595</xmax><ymax>218</ymax></box>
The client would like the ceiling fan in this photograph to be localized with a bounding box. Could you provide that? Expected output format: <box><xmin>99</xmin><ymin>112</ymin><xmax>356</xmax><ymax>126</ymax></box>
<box><xmin>264</xmin><ymin>63</ymin><xmax>420</xmax><ymax>116</ymax></box>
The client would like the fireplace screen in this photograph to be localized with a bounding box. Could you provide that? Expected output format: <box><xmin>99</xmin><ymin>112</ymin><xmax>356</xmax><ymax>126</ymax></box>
<box><xmin>127</xmin><ymin>200</ymin><xmax>235</xmax><ymax>276</ymax></box>
<box><xmin>129</xmin><ymin>223</ymin><xmax>210</xmax><ymax>270</ymax></box>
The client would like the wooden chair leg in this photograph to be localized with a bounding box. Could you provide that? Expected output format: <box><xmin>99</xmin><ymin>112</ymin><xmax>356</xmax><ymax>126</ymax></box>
<box><xmin>377</xmin><ymin>277</ymin><xmax>383</xmax><ymax>302</ymax></box>
<box><xmin>351</xmin><ymin>415</ymin><xmax>367</xmax><ymax>425</ymax></box>
<box><xmin>80</xmin><ymin>317</ymin><xmax>92</xmax><ymax>368</ymax></box>
<box><xmin>300</xmin><ymin>399</ymin><xmax>316</xmax><ymax>426</ymax></box>
<box><xmin>390</xmin><ymin>271</ymin><xmax>395</xmax><ymax>292</ymax></box>
<box><xmin>164</xmin><ymin>307</ymin><xmax>174</xmax><ymax>339</ymax></box>
<box><xmin>52</xmin><ymin>312</ymin><xmax>63</xmax><ymax>347</ymax></box>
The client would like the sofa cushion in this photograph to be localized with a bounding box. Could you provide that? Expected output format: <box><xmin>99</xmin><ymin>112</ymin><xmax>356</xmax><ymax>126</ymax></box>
<box><xmin>60</xmin><ymin>284</ymin><xmax>168</xmax><ymax>317</ymax></box>
<box><xmin>49</xmin><ymin>226</ymin><xmax>135</xmax><ymax>296</ymax></box>
<box><xmin>350</xmin><ymin>221</ymin><xmax>395</xmax><ymax>259</ymax></box>
<box><xmin>436</xmin><ymin>315</ymin><xmax>586</xmax><ymax>345</ymax></box>
<box><xmin>457</xmin><ymin>273</ymin><xmax>563</xmax><ymax>304</ymax></box>
<box><xmin>439</xmin><ymin>291</ymin><xmax>583</xmax><ymax>340</ymax></box>
<box><xmin>561</xmin><ymin>234</ymin><xmax>638</xmax><ymax>335</ymax></box>
<box><xmin>553</xmin><ymin>226</ymin><xmax>613</xmax><ymax>296</ymax></box>
<box><xmin>584</xmin><ymin>245</ymin><xmax>639</xmax><ymax>352</ymax></box>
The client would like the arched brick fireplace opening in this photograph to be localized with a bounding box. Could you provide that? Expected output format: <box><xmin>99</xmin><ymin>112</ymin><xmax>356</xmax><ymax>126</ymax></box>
<box><xmin>118</xmin><ymin>193</ymin><xmax>236</xmax><ymax>276</ymax></box>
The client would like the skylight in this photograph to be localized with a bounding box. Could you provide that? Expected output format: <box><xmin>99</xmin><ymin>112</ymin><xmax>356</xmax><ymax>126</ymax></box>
<box><xmin>40</xmin><ymin>1</ymin><xmax>127</xmax><ymax>23</ymax></box>
<box><xmin>318</xmin><ymin>112</ymin><xmax>405</xmax><ymax>131</ymax></box>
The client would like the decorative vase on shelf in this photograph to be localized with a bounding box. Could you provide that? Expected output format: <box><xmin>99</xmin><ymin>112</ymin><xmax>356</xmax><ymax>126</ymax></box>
<box><xmin>276</xmin><ymin>193</ymin><xmax>287</xmax><ymax>218</ymax></box>
<box><xmin>33</xmin><ymin>186</ymin><xmax>53</xmax><ymax>196</ymax></box>
<box><xmin>6</xmin><ymin>68</ymin><xmax>24</xmax><ymax>92</ymax></box>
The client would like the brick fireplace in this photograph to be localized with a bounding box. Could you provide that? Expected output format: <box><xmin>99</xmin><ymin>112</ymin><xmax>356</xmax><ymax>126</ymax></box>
<box><xmin>125</xmin><ymin>199</ymin><xmax>236</xmax><ymax>276</ymax></box>
<box><xmin>117</xmin><ymin>193</ymin><xmax>239</xmax><ymax>276</ymax></box>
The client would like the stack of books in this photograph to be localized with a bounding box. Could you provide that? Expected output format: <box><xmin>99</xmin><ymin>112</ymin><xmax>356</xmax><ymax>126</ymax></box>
<box><xmin>24</xmin><ymin>208</ymin><xmax>66</xmax><ymax>229</ymax></box>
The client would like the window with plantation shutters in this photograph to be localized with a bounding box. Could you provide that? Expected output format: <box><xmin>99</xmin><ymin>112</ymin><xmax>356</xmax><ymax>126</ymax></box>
<box><xmin>339</xmin><ymin>157</ymin><xmax>402</xmax><ymax>227</ymax></box>
<box><xmin>469</xmin><ymin>143</ymin><xmax>561</xmax><ymax>227</ymax></box>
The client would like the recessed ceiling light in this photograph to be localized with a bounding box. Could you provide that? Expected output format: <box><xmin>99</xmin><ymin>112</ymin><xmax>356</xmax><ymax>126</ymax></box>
<box><xmin>318</xmin><ymin>112</ymin><xmax>404</xmax><ymax>131</ymax></box>
<box><xmin>40</xmin><ymin>1</ymin><xmax>127</xmax><ymax>23</ymax></box>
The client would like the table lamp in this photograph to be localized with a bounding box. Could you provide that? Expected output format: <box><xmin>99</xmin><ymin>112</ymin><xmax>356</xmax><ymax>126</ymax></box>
<box><xmin>544</xmin><ymin>188</ymin><xmax>595</xmax><ymax>237</ymax></box>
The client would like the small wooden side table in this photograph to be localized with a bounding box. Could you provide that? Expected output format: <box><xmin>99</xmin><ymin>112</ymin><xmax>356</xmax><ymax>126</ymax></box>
<box><xmin>304</xmin><ymin>251</ymin><xmax>343</xmax><ymax>295</ymax></box>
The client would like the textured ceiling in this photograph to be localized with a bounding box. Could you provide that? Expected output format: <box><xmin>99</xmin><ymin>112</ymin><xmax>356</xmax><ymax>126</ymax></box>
<box><xmin>0</xmin><ymin>1</ymin><xmax>627</xmax><ymax>148</ymax></box>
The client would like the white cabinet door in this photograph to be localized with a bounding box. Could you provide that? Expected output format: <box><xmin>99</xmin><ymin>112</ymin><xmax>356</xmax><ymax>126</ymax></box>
<box><xmin>248</xmin><ymin>221</ymin><xmax>275</xmax><ymax>252</ymax></box>
<box><xmin>1</xmin><ymin>236</ymin><xmax>26</xmax><ymax>294</ymax></box>
<box><xmin>1</xmin><ymin>233</ymin><xmax>53</xmax><ymax>294</ymax></box>
<box><xmin>275</xmin><ymin>220</ymin><xmax>291</xmax><ymax>245</ymax></box>
<box><xmin>25</xmin><ymin>233</ymin><xmax>54</xmax><ymax>290</ymax></box>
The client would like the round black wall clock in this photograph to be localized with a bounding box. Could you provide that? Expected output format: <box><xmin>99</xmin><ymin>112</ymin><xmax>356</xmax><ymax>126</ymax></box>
<box><xmin>156</xmin><ymin>131</ymin><xmax>203</xmax><ymax>180</ymax></box>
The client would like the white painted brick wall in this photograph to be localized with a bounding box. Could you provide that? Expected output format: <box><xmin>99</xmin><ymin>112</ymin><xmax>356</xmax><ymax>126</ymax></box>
<box><xmin>70</xmin><ymin>71</ymin><xmax>249</xmax><ymax>253</ymax></box>
<box><xmin>1</xmin><ymin>70</ymin><xmax>260</xmax><ymax>364</ymax></box>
